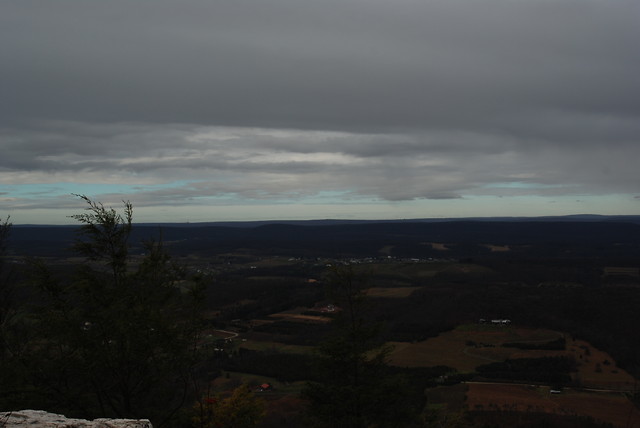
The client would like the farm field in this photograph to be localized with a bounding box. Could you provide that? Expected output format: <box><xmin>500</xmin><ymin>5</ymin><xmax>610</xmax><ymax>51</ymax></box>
<box><xmin>269</xmin><ymin>313</ymin><xmax>333</xmax><ymax>323</ymax></box>
<box><xmin>388</xmin><ymin>324</ymin><xmax>637</xmax><ymax>391</ymax></box>
<box><xmin>237</xmin><ymin>339</ymin><xmax>314</xmax><ymax>354</ymax></box>
<box><xmin>568</xmin><ymin>339</ymin><xmax>636</xmax><ymax>390</ymax></box>
<box><xmin>388</xmin><ymin>325</ymin><xmax>563</xmax><ymax>372</ymax></box>
<box><xmin>466</xmin><ymin>383</ymin><xmax>640</xmax><ymax>428</ymax></box>
<box><xmin>365</xmin><ymin>260</ymin><xmax>493</xmax><ymax>276</ymax></box>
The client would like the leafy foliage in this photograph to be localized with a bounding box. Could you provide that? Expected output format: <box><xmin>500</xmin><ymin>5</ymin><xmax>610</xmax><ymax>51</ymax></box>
<box><xmin>0</xmin><ymin>216</ymin><xmax>28</xmax><ymax>409</ymax></box>
<box><xmin>0</xmin><ymin>216</ymin><xmax>13</xmax><ymax>358</ymax></box>
<box><xmin>192</xmin><ymin>384</ymin><xmax>265</xmax><ymax>428</ymax></box>
<box><xmin>24</xmin><ymin>196</ymin><xmax>204</xmax><ymax>425</ymax></box>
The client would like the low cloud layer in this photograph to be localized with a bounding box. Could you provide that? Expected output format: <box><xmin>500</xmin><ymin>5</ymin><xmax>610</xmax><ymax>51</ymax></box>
<box><xmin>1</xmin><ymin>0</ymin><xmax>639</xmax><ymax>221</ymax></box>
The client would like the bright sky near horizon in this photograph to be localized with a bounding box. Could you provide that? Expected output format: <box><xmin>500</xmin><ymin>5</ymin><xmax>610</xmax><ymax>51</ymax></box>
<box><xmin>2</xmin><ymin>0</ymin><xmax>640</xmax><ymax>224</ymax></box>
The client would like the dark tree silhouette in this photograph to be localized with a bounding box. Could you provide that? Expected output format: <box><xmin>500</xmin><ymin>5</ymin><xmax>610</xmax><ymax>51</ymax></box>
<box><xmin>26</xmin><ymin>195</ymin><xmax>204</xmax><ymax>425</ymax></box>
<box><xmin>303</xmin><ymin>265</ymin><xmax>415</xmax><ymax>428</ymax></box>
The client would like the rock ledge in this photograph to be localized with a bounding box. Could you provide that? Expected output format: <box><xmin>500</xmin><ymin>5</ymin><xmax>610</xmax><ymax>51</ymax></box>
<box><xmin>0</xmin><ymin>410</ymin><xmax>152</xmax><ymax>427</ymax></box>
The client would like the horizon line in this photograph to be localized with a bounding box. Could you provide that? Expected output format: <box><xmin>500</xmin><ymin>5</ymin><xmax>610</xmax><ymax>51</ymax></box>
<box><xmin>10</xmin><ymin>213</ymin><xmax>640</xmax><ymax>227</ymax></box>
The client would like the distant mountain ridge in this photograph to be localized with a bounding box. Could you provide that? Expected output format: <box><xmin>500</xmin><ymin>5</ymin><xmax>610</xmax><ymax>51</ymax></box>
<box><xmin>13</xmin><ymin>214</ymin><xmax>640</xmax><ymax>228</ymax></box>
<box><xmin>131</xmin><ymin>214</ymin><xmax>640</xmax><ymax>228</ymax></box>
<box><xmin>7</xmin><ymin>215</ymin><xmax>640</xmax><ymax>258</ymax></box>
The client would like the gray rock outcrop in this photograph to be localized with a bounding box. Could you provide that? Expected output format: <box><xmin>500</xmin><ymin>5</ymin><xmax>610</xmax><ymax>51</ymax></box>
<box><xmin>0</xmin><ymin>410</ymin><xmax>152</xmax><ymax>427</ymax></box>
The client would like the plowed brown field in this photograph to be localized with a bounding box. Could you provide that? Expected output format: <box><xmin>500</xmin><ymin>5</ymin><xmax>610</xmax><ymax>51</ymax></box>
<box><xmin>467</xmin><ymin>383</ymin><xmax>640</xmax><ymax>428</ymax></box>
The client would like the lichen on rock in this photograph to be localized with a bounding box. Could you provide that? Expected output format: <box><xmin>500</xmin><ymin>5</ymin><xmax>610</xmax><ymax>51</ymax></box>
<box><xmin>0</xmin><ymin>410</ymin><xmax>152</xmax><ymax>427</ymax></box>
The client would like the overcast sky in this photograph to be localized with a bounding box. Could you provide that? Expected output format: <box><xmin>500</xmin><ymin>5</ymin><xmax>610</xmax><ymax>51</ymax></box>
<box><xmin>2</xmin><ymin>0</ymin><xmax>639</xmax><ymax>224</ymax></box>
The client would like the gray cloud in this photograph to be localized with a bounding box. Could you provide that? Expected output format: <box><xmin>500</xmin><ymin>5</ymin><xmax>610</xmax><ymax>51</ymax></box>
<box><xmin>1</xmin><ymin>0</ymin><xmax>639</xmax><ymax>217</ymax></box>
<box><xmin>2</xmin><ymin>121</ymin><xmax>639</xmax><ymax>210</ymax></box>
<box><xmin>3</xmin><ymin>0</ymin><xmax>639</xmax><ymax>133</ymax></box>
